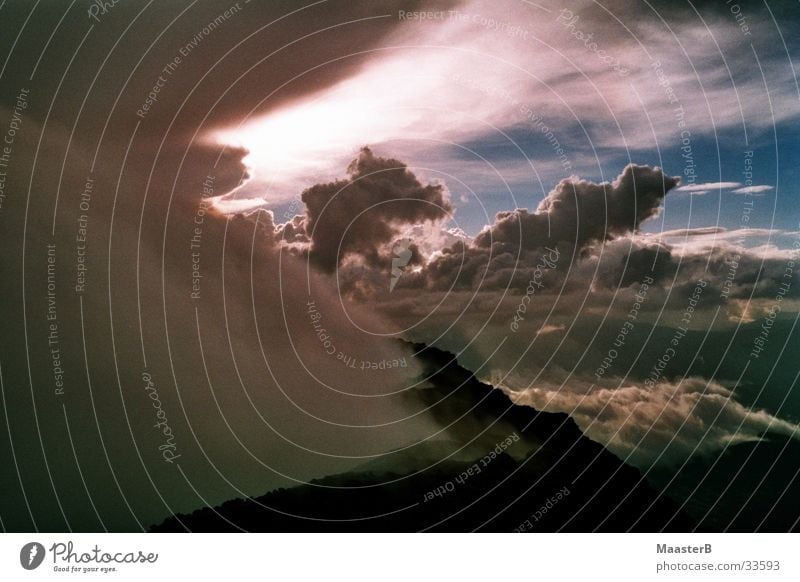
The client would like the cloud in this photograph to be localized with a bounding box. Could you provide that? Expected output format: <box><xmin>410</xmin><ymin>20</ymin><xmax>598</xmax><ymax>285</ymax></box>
<box><xmin>508</xmin><ymin>377</ymin><xmax>800</xmax><ymax>468</ymax></box>
<box><xmin>537</xmin><ymin>324</ymin><xmax>565</xmax><ymax>335</ymax></box>
<box><xmin>675</xmin><ymin>182</ymin><xmax>741</xmax><ymax>193</ymax></box>
<box><xmin>379</xmin><ymin>163</ymin><xmax>678</xmax><ymax>294</ymax></box>
<box><xmin>300</xmin><ymin>147</ymin><xmax>453</xmax><ymax>272</ymax></box>
<box><xmin>322</xmin><ymin>180</ymin><xmax>800</xmax><ymax>468</ymax></box>
<box><xmin>210</xmin><ymin>0</ymin><xmax>800</xmax><ymax>206</ymax></box>
<box><xmin>315</xmin><ymin>159</ymin><xmax>793</xmax><ymax>311</ymax></box>
<box><xmin>473</xmin><ymin>164</ymin><xmax>679</xmax><ymax>251</ymax></box>
<box><xmin>4</xmin><ymin>0</ymin><xmax>799</xmax><ymax>532</ymax></box>
<box><xmin>731</xmin><ymin>185</ymin><xmax>774</xmax><ymax>195</ymax></box>
<box><xmin>654</xmin><ymin>227</ymin><xmax>727</xmax><ymax>238</ymax></box>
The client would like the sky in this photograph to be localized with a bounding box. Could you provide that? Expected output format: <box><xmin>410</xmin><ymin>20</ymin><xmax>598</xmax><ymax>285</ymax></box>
<box><xmin>0</xmin><ymin>0</ymin><xmax>799</xmax><ymax>532</ymax></box>
<box><xmin>211</xmin><ymin>0</ymin><xmax>800</xmax><ymax>240</ymax></box>
<box><xmin>204</xmin><ymin>0</ymin><xmax>800</xmax><ymax>466</ymax></box>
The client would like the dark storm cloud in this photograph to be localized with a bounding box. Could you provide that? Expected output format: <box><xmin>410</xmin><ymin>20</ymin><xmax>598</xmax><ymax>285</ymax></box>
<box><xmin>474</xmin><ymin>164</ymin><xmax>679</xmax><ymax>251</ymax></box>
<box><xmin>0</xmin><ymin>0</ymin><xmax>458</xmax><ymax>215</ymax></box>
<box><xmin>601</xmin><ymin>244</ymin><xmax>674</xmax><ymax>288</ymax></box>
<box><xmin>380</xmin><ymin>164</ymin><xmax>678</xmax><ymax>294</ymax></box>
<box><xmin>0</xmin><ymin>0</ymin><xmax>453</xmax><ymax>121</ymax></box>
<box><xmin>273</xmin><ymin>150</ymin><xmax>793</xmax><ymax>320</ymax></box>
<box><xmin>275</xmin><ymin>213</ymin><xmax>310</xmax><ymax>245</ymax></box>
<box><xmin>301</xmin><ymin>147</ymin><xmax>452</xmax><ymax>272</ymax></box>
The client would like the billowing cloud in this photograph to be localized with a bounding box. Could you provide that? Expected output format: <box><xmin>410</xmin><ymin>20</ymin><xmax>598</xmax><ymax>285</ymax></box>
<box><xmin>278</xmin><ymin>153</ymin><xmax>797</xmax><ymax>470</ymax></box>
<box><xmin>508</xmin><ymin>377</ymin><xmax>800</xmax><ymax>468</ymax></box>
<box><xmin>474</xmin><ymin>164</ymin><xmax>679</xmax><ymax>251</ymax></box>
<box><xmin>299</xmin><ymin>147</ymin><xmax>453</xmax><ymax>272</ymax></box>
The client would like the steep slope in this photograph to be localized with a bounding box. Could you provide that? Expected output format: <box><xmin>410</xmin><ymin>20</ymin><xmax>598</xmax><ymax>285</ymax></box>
<box><xmin>152</xmin><ymin>344</ymin><xmax>696</xmax><ymax>532</ymax></box>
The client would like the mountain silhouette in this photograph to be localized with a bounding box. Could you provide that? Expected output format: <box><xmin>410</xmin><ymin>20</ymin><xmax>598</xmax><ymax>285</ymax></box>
<box><xmin>152</xmin><ymin>344</ymin><xmax>696</xmax><ymax>532</ymax></box>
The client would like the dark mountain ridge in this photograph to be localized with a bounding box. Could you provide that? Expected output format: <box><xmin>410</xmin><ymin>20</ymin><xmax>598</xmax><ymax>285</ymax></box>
<box><xmin>152</xmin><ymin>344</ymin><xmax>696</xmax><ymax>532</ymax></box>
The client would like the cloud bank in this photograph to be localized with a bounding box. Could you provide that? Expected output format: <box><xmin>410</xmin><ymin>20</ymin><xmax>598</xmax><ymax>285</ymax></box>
<box><xmin>259</xmin><ymin>149</ymin><xmax>800</xmax><ymax>471</ymax></box>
